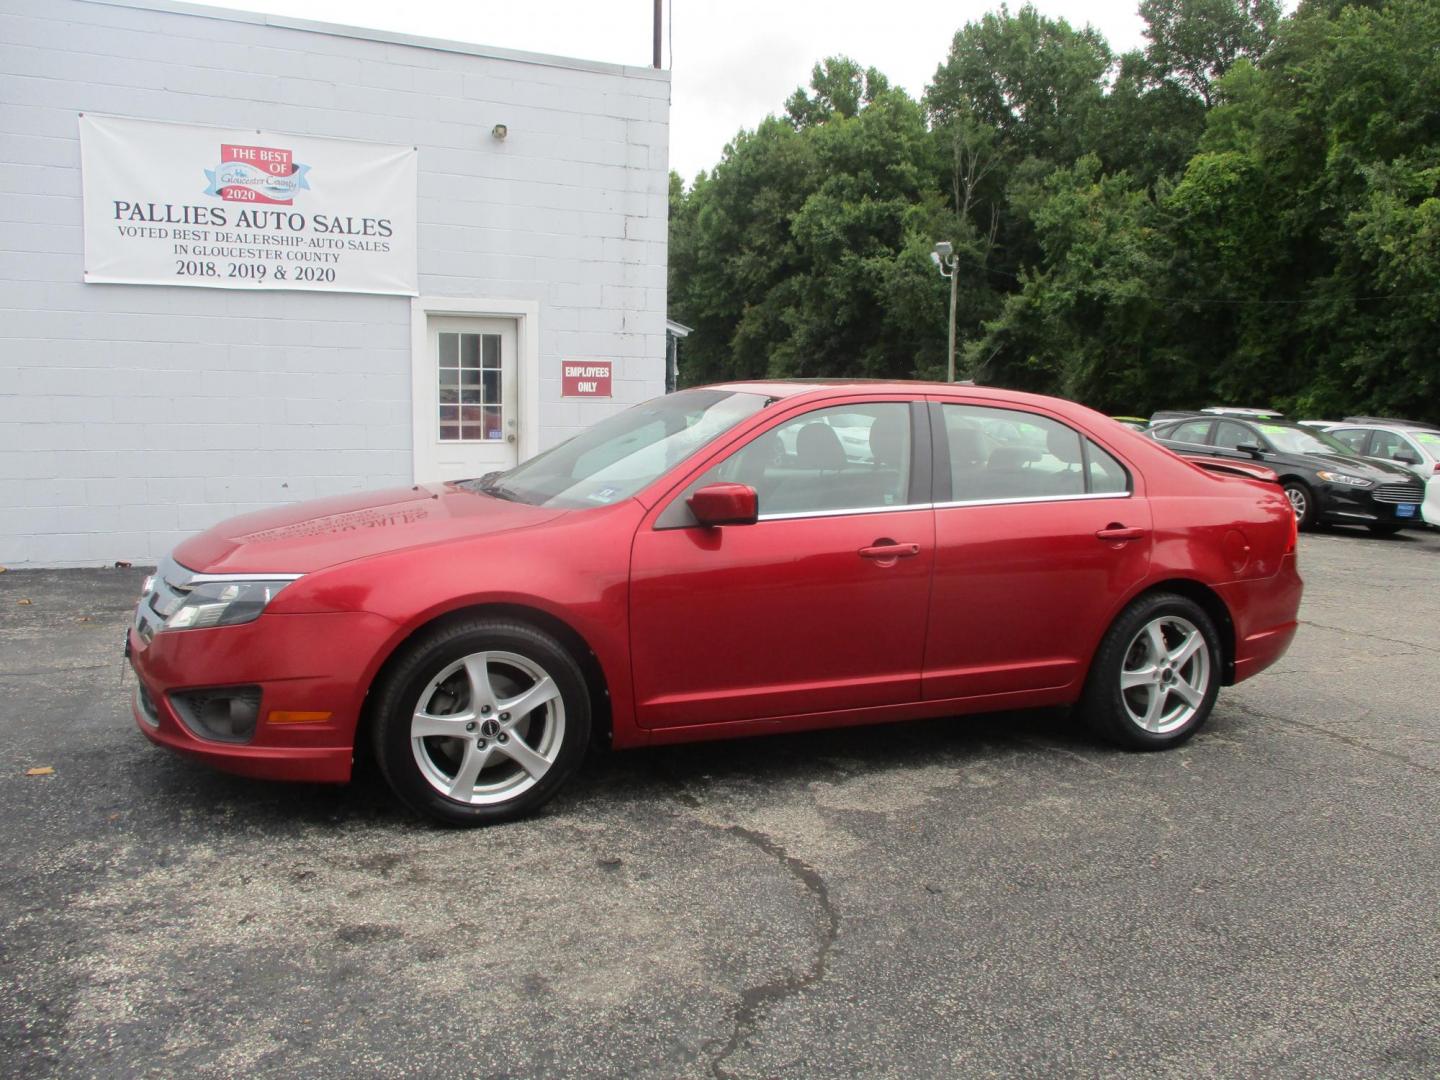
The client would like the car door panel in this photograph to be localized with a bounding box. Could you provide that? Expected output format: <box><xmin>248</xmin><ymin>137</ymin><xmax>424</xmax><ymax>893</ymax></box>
<box><xmin>630</xmin><ymin>509</ymin><xmax>935</xmax><ymax>727</ymax></box>
<box><xmin>923</xmin><ymin>498</ymin><xmax>1152</xmax><ymax>699</ymax></box>
<box><xmin>924</xmin><ymin>399</ymin><xmax>1152</xmax><ymax>701</ymax></box>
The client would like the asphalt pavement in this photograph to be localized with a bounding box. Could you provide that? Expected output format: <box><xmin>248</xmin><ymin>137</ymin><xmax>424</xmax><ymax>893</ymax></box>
<box><xmin>2</xmin><ymin>527</ymin><xmax>1437</xmax><ymax>1078</ymax></box>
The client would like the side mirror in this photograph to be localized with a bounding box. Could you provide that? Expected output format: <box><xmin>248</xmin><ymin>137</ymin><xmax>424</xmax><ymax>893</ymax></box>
<box><xmin>688</xmin><ymin>482</ymin><xmax>758</xmax><ymax>527</ymax></box>
<box><xmin>1393</xmin><ymin>451</ymin><xmax>1420</xmax><ymax>466</ymax></box>
<box><xmin>1235</xmin><ymin>442</ymin><xmax>1265</xmax><ymax>458</ymax></box>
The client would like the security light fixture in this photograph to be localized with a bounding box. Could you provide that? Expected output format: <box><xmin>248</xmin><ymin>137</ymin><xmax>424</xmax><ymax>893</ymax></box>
<box><xmin>932</xmin><ymin>241</ymin><xmax>959</xmax><ymax>382</ymax></box>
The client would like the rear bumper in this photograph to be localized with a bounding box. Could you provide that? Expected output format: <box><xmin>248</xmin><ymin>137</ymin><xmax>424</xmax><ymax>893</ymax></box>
<box><xmin>128</xmin><ymin>609</ymin><xmax>398</xmax><ymax>784</ymax></box>
<box><xmin>1218</xmin><ymin>553</ymin><xmax>1302</xmax><ymax>685</ymax></box>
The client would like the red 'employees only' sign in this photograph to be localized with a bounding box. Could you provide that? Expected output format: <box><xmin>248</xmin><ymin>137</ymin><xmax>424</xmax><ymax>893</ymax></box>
<box><xmin>562</xmin><ymin>360</ymin><xmax>612</xmax><ymax>397</ymax></box>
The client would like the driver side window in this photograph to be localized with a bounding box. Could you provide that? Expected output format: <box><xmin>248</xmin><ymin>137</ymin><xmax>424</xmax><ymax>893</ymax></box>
<box><xmin>1213</xmin><ymin>421</ymin><xmax>1257</xmax><ymax>451</ymax></box>
<box><xmin>692</xmin><ymin>403</ymin><xmax>913</xmax><ymax>518</ymax></box>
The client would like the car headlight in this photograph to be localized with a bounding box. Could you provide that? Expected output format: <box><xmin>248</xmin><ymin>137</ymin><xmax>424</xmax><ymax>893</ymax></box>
<box><xmin>164</xmin><ymin>579</ymin><xmax>294</xmax><ymax>630</ymax></box>
<box><xmin>1316</xmin><ymin>471</ymin><xmax>1373</xmax><ymax>488</ymax></box>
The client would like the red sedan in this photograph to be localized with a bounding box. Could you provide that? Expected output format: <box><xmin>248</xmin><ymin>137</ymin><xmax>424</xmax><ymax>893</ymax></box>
<box><xmin>128</xmin><ymin>382</ymin><xmax>1301</xmax><ymax>825</ymax></box>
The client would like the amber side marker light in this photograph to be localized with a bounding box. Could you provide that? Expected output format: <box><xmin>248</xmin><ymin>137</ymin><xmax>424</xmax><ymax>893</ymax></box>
<box><xmin>268</xmin><ymin>710</ymin><xmax>333</xmax><ymax>725</ymax></box>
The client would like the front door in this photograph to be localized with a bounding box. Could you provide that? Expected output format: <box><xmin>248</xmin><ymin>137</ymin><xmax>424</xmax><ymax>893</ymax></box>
<box><xmin>416</xmin><ymin>317</ymin><xmax>519</xmax><ymax>482</ymax></box>
<box><xmin>629</xmin><ymin>400</ymin><xmax>935</xmax><ymax>729</ymax></box>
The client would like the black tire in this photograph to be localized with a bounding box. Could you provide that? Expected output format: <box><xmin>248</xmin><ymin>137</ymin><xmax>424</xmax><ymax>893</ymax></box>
<box><xmin>1079</xmin><ymin>592</ymin><xmax>1222</xmax><ymax>751</ymax></box>
<box><xmin>1282</xmin><ymin>480</ymin><xmax>1317</xmax><ymax>531</ymax></box>
<box><xmin>1367</xmin><ymin>524</ymin><xmax>1402</xmax><ymax>536</ymax></box>
<box><xmin>371</xmin><ymin>618</ymin><xmax>591</xmax><ymax>826</ymax></box>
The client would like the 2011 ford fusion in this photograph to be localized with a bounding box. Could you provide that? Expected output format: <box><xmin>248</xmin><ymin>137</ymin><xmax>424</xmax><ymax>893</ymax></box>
<box><xmin>128</xmin><ymin>382</ymin><xmax>1302</xmax><ymax>825</ymax></box>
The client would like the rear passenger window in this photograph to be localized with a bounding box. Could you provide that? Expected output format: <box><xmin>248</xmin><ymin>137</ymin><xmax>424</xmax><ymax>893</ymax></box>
<box><xmin>943</xmin><ymin>405</ymin><xmax>1089</xmax><ymax>501</ymax></box>
<box><xmin>1086</xmin><ymin>440</ymin><xmax>1130</xmax><ymax>494</ymax></box>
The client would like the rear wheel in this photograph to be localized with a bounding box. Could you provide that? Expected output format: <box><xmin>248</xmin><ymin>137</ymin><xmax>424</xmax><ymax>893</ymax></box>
<box><xmin>1080</xmin><ymin>593</ymin><xmax>1221</xmax><ymax>750</ymax></box>
<box><xmin>371</xmin><ymin>618</ymin><xmax>591</xmax><ymax>826</ymax></box>
<box><xmin>1282</xmin><ymin>480</ymin><xmax>1316</xmax><ymax>531</ymax></box>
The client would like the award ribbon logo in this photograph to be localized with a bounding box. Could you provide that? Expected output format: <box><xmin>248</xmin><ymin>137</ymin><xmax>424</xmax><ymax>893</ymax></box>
<box><xmin>204</xmin><ymin>143</ymin><xmax>311</xmax><ymax>205</ymax></box>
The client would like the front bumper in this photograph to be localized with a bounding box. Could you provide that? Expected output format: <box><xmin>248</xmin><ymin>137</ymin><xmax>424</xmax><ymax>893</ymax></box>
<box><xmin>128</xmin><ymin>608</ymin><xmax>398</xmax><ymax>783</ymax></box>
<box><xmin>1315</xmin><ymin>480</ymin><xmax>1425</xmax><ymax>527</ymax></box>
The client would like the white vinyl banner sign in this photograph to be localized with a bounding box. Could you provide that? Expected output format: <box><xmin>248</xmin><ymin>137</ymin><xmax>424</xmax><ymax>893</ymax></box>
<box><xmin>80</xmin><ymin>114</ymin><xmax>418</xmax><ymax>295</ymax></box>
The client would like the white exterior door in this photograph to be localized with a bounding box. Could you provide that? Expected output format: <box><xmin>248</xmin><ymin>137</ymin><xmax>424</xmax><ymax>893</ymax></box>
<box><xmin>415</xmin><ymin>316</ymin><xmax>519</xmax><ymax>482</ymax></box>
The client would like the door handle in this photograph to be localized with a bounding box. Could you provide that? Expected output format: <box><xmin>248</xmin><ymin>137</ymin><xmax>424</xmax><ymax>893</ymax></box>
<box><xmin>1095</xmin><ymin>525</ymin><xmax>1146</xmax><ymax>542</ymax></box>
<box><xmin>858</xmin><ymin>541</ymin><xmax>921</xmax><ymax>560</ymax></box>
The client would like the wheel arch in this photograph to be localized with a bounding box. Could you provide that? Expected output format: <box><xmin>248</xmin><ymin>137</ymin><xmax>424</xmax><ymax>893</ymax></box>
<box><xmin>1129</xmin><ymin>578</ymin><xmax>1238</xmax><ymax>685</ymax></box>
<box><xmin>355</xmin><ymin>603</ymin><xmax>614</xmax><ymax>760</ymax></box>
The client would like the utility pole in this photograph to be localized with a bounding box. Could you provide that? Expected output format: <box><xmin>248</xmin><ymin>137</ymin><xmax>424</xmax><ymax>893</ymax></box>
<box><xmin>931</xmin><ymin>241</ymin><xmax>959</xmax><ymax>381</ymax></box>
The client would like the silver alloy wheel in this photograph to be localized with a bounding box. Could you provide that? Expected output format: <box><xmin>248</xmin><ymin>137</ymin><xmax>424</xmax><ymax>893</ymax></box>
<box><xmin>1285</xmin><ymin>486</ymin><xmax>1307</xmax><ymax>521</ymax></box>
<box><xmin>410</xmin><ymin>650</ymin><xmax>566</xmax><ymax>805</ymax></box>
<box><xmin>1119</xmin><ymin>615</ymin><xmax>1211</xmax><ymax>735</ymax></box>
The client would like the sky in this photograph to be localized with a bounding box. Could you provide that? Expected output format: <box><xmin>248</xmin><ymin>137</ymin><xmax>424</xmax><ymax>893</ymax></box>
<box><xmin>184</xmin><ymin>1</ymin><xmax>1174</xmax><ymax>180</ymax></box>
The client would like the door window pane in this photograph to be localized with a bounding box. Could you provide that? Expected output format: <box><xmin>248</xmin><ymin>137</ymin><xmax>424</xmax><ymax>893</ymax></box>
<box><xmin>1328</xmin><ymin>428</ymin><xmax>1369</xmax><ymax>453</ymax></box>
<box><xmin>942</xmin><ymin>404</ymin><xmax>1086</xmax><ymax>500</ymax></box>
<box><xmin>1167</xmin><ymin>419</ymin><xmax>1213</xmax><ymax>445</ymax></box>
<box><xmin>439</xmin><ymin>331</ymin><xmax>503</xmax><ymax>442</ymax></box>
<box><xmin>1086</xmin><ymin>440</ymin><xmax>1131</xmax><ymax>494</ymax></box>
<box><xmin>1370</xmin><ymin>430</ymin><xmax>1407</xmax><ymax>460</ymax></box>
<box><xmin>692</xmin><ymin>403</ymin><xmax>913</xmax><ymax>516</ymax></box>
<box><xmin>1213</xmin><ymin>421</ymin><xmax>1255</xmax><ymax>451</ymax></box>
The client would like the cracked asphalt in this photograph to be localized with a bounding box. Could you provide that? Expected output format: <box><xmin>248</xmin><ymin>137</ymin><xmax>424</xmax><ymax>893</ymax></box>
<box><xmin>2</xmin><ymin>527</ymin><xmax>1438</xmax><ymax>1078</ymax></box>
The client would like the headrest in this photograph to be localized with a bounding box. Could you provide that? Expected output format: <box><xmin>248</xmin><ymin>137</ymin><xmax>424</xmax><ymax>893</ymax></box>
<box><xmin>868</xmin><ymin>408</ymin><xmax>907</xmax><ymax>467</ymax></box>
<box><xmin>796</xmin><ymin>423</ymin><xmax>847</xmax><ymax>471</ymax></box>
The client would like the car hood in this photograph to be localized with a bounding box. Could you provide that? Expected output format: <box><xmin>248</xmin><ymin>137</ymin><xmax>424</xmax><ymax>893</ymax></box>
<box><xmin>1301</xmin><ymin>452</ymin><xmax>1416</xmax><ymax>480</ymax></box>
<box><xmin>172</xmin><ymin>484</ymin><xmax>567</xmax><ymax>575</ymax></box>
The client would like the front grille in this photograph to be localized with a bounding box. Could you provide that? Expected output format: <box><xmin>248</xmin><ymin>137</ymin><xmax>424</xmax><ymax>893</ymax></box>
<box><xmin>1373</xmin><ymin>480</ymin><xmax>1424</xmax><ymax>505</ymax></box>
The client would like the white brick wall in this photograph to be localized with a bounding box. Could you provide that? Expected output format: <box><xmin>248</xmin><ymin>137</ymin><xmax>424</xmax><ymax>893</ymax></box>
<box><xmin>0</xmin><ymin>0</ymin><xmax>670</xmax><ymax>566</ymax></box>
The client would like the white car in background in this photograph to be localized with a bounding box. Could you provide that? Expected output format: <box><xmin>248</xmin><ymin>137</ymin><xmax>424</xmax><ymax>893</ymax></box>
<box><xmin>1326</xmin><ymin>419</ymin><xmax>1440</xmax><ymax>526</ymax></box>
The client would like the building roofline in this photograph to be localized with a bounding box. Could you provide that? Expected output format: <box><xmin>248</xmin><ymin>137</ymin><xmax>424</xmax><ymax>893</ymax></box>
<box><xmin>83</xmin><ymin>0</ymin><xmax>671</xmax><ymax>82</ymax></box>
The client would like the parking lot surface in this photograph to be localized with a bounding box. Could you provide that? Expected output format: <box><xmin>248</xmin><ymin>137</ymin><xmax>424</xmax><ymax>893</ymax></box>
<box><xmin>2</xmin><ymin>528</ymin><xmax>1438</xmax><ymax>1078</ymax></box>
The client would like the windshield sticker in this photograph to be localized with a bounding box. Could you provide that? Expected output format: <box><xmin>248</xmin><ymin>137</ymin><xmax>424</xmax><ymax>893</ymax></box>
<box><xmin>1258</xmin><ymin>424</ymin><xmax>1290</xmax><ymax>435</ymax></box>
<box><xmin>586</xmin><ymin>486</ymin><xmax>620</xmax><ymax>503</ymax></box>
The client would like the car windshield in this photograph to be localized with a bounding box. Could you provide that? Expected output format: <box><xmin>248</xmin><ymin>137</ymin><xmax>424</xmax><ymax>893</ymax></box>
<box><xmin>1257</xmin><ymin>423</ymin><xmax>1356</xmax><ymax>455</ymax></box>
<box><xmin>1412</xmin><ymin>431</ymin><xmax>1440</xmax><ymax>454</ymax></box>
<box><xmin>463</xmin><ymin>389</ymin><xmax>771</xmax><ymax>508</ymax></box>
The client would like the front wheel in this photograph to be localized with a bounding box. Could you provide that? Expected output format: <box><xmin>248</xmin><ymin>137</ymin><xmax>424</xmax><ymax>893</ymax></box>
<box><xmin>371</xmin><ymin>619</ymin><xmax>591</xmax><ymax>826</ymax></box>
<box><xmin>1080</xmin><ymin>593</ymin><xmax>1222</xmax><ymax>750</ymax></box>
<box><xmin>1283</xmin><ymin>480</ymin><xmax>1317</xmax><ymax>531</ymax></box>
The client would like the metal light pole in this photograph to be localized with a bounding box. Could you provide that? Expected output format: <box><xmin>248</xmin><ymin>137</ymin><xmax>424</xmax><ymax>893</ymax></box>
<box><xmin>931</xmin><ymin>241</ymin><xmax>958</xmax><ymax>382</ymax></box>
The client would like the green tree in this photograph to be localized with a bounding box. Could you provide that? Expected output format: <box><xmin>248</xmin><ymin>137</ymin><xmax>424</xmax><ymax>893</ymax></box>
<box><xmin>1139</xmin><ymin>0</ymin><xmax>1282</xmax><ymax>106</ymax></box>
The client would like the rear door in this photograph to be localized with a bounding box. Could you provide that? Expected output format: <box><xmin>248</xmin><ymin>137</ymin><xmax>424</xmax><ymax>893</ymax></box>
<box><xmin>923</xmin><ymin>400</ymin><xmax>1151</xmax><ymax>700</ymax></box>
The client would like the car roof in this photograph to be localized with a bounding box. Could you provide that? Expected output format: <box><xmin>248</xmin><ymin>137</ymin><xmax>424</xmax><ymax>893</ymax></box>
<box><xmin>1330</xmin><ymin>421</ymin><xmax>1435</xmax><ymax>433</ymax></box>
<box><xmin>1340</xmin><ymin>415</ymin><xmax>1439</xmax><ymax>430</ymax></box>
<box><xmin>702</xmin><ymin>379</ymin><xmax>1066</xmax><ymax>411</ymax></box>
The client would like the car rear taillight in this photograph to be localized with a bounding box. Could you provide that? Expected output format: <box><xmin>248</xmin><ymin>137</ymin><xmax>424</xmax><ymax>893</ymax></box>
<box><xmin>1285</xmin><ymin>507</ymin><xmax>1298</xmax><ymax>555</ymax></box>
<box><xmin>1432</xmin><ymin>462</ymin><xmax>1440</xmax><ymax>474</ymax></box>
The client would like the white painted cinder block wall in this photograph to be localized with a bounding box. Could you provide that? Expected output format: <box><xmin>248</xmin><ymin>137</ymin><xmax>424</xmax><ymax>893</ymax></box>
<box><xmin>0</xmin><ymin>0</ymin><xmax>670</xmax><ymax>567</ymax></box>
